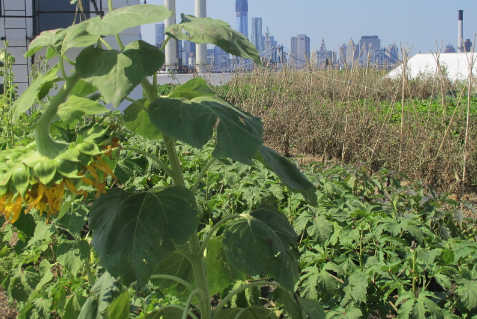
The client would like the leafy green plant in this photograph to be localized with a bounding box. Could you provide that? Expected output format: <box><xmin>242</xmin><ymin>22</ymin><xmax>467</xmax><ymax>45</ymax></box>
<box><xmin>0</xmin><ymin>2</ymin><xmax>323</xmax><ymax>319</ymax></box>
<box><xmin>292</xmin><ymin>163</ymin><xmax>477</xmax><ymax>318</ymax></box>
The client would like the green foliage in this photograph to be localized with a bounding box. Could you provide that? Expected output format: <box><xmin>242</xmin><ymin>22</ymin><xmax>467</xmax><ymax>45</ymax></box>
<box><xmin>291</xmin><ymin>164</ymin><xmax>477</xmax><ymax>317</ymax></box>
<box><xmin>89</xmin><ymin>187</ymin><xmax>200</xmax><ymax>287</ymax></box>
<box><xmin>0</xmin><ymin>2</ymin><xmax>320</xmax><ymax>318</ymax></box>
<box><xmin>166</xmin><ymin>14</ymin><xmax>261</xmax><ymax>65</ymax></box>
<box><xmin>1</xmin><ymin>2</ymin><xmax>475</xmax><ymax>319</ymax></box>
<box><xmin>76</xmin><ymin>40</ymin><xmax>164</xmax><ymax>107</ymax></box>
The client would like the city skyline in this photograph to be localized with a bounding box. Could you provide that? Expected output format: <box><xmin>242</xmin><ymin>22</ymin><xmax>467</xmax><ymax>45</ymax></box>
<box><xmin>142</xmin><ymin>0</ymin><xmax>477</xmax><ymax>57</ymax></box>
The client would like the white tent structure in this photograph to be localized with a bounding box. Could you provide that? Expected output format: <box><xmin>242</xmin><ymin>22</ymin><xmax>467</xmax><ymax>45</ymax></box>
<box><xmin>388</xmin><ymin>53</ymin><xmax>477</xmax><ymax>82</ymax></box>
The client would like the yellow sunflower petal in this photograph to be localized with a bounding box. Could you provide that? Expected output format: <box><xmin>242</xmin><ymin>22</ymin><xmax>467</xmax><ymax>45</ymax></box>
<box><xmin>86</xmin><ymin>165</ymin><xmax>100</xmax><ymax>182</ymax></box>
<box><xmin>3</xmin><ymin>194</ymin><xmax>23</xmax><ymax>223</ymax></box>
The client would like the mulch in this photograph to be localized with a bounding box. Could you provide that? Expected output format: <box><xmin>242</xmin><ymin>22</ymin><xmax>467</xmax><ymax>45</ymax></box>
<box><xmin>0</xmin><ymin>288</ymin><xmax>17</xmax><ymax>319</ymax></box>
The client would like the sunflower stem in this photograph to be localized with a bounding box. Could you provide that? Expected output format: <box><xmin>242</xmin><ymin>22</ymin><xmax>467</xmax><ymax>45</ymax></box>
<box><xmin>35</xmin><ymin>72</ymin><xmax>81</xmax><ymax>158</ymax></box>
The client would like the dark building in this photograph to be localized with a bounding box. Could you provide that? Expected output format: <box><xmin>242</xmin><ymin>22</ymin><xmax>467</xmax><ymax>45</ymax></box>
<box><xmin>236</xmin><ymin>0</ymin><xmax>248</xmax><ymax>38</ymax></box>
<box><xmin>464</xmin><ymin>39</ymin><xmax>473</xmax><ymax>53</ymax></box>
<box><xmin>251</xmin><ymin>17</ymin><xmax>263</xmax><ymax>52</ymax></box>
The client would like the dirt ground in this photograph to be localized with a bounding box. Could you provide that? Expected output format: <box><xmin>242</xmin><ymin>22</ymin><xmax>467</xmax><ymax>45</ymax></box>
<box><xmin>0</xmin><ymin>288</ymin><xmax>17</xmax><ymax>319</ymax></box>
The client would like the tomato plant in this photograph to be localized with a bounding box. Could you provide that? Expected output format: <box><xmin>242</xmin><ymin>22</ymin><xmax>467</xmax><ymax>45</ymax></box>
<box><xmin>0</xmin><ymin>2</ymin><xmax>322</xmax><ymax>318</ymax></box>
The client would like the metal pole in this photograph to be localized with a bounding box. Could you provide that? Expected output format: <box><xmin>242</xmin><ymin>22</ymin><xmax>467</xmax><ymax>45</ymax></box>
<box><xmin>195</xmin><ymin>0</ymin><xmax>207</xmax><ymax>73</ymax></box>
<box><xmin>164</xmin><ymin>0</ymin><xmax>177</xmax><ymax>70</ymax></box>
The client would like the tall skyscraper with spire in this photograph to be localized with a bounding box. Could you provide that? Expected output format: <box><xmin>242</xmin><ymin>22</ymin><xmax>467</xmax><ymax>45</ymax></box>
<box><xmin>236</xmin><ymin>0</ymin><xmax>248</xmax><ymax>38</ymax></box>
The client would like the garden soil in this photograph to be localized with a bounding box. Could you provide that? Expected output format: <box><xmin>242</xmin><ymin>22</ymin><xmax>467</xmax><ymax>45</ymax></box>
<box><xmin>0</xmin><ymin>288</ymin><xmax>17</xmax><ymax>319</ymax></box>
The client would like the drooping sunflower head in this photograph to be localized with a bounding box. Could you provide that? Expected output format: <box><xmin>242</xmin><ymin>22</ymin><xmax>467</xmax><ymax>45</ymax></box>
<box><xmin>0</xmin><ymin>138</ymin><xmax>121</xmax><ymax>225</ymax></box>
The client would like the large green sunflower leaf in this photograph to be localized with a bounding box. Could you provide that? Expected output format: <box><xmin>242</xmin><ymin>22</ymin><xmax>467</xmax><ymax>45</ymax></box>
<box><xmin>58</xmin><ymin>95</ymin><xmax>108</xmax><ymax>125</ymax></box>
<box><xmin>89</xmin><ymin>187</ymin><xmax>200</xmax><ymax>287</ymax></box>
<box><xmin>149</xmin><ymin>95</ymin><xmax>263</xmax><ymax>164</ymax></box>
<box><xmin>166</xmin><ymin>15</ymin><xmax>261</xmax><ymax>65</ymax></box>
<box><xmin>223</xmin><ymin>214</ymin><xmax>296</xmax><ymax>291</ymax></box>
<box><xmin>123</xmin><ymin>99</ymin><xmax>162</xmax><ymax>140</ymax></box>
<box><xmin>255</xmin><ymin>146</ymin><xmax>317</xmax><ymax>205</ymax></box>
<box><xmin>87</xmin><ymin>5</ymin><xmax>172</xmax><ymax>36</ymax></box>
<box><xmin>76</xmin><ymin>40</ymin><xmax>164</xmax><ymax>107</ymax></box>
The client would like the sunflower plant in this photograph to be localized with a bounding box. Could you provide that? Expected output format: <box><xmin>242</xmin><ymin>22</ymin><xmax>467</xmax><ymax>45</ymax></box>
<box><xmin>1</xmin><ymin>1</ymin><xmax>324</xmax><ymax>318</ymax></box>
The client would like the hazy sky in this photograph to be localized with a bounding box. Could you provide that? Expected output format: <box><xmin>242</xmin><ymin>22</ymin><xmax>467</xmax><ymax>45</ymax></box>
<box><xmin>141</xmin><ymin>0</ymin><xmax>477</xmax><ymax>55</ymax></box>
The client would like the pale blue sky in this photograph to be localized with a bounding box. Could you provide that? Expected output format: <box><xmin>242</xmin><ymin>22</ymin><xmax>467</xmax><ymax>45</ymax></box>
<box><xmin>141</xmin><ymin>0</ymin><xmax>477</xmax><ymax>55</ymax></box>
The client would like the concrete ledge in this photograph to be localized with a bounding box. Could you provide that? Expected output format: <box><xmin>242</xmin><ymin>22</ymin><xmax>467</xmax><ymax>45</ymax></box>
<box><xmin>151</xmin><ymin>73</ymin><xmax>237</xmax><ymax>86</ymax></box>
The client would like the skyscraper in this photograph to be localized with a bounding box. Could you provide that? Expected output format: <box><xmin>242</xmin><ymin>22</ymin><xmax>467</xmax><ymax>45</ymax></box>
<box><xmin>291</xmin><ymin>34</ymin><xmax>310</xmax><ymax>67</ymax></box>
<box><xmin>358</xmin><ymin>36</ymin><xmax>381</xmax><ymax>57</ymax></box>
<box><xmin>316</xmin><ymin>38</ymin><xmax>335</xmax><ymax>66</ymax></box>
<box><xmin>236</xmin><ymin>0</ymin><xmax>248</xmax><ymax>38</ymax></box>
<box><xmin>346</xmin><ymin>38</ymin><xmax>357</xmax><ymax>65</ymax></box>
<box><xmin>264</xmin><ymin>28</ymin><xmax>277</xmax><ymax>62</ymax></box>
<box><xmin>155</xmin><ymin>23</ymin><xmax>165</xmax><ymax>47</ymax></box>
<box><xmin>339</xmin><ymin>43</ymin><xmax>347</xmax><ymax>65</ymax></box>
<box><xmin>251</xmin><ymin>18</ymin><xmax>263</xmax><ymax>52</ymax></box>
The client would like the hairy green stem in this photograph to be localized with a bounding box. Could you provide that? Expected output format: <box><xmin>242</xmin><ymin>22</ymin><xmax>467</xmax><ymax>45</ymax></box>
<box><xmin>234</xmin><ymin>307</ymin><xmax>253</xmax><ymax>319</ymax></box>
<box><xmin>192</xmin><ymin>158</ymin><xmax>218</xmax><ymax>193</ymax></box>
<box><xmin>213</xmin><ymin>281</ymin><xmax>284</xmax><ymax>319</ymax></box>
<box><xmin>115</xmin><ymin>34</ymin><xmax>125</xmax><ymax>50</ymax></box>
<box><xmin>84</xmin><ymin>258</ymin><xmax>95</xmax><ymax>286</ymax></box>
<box><xmin>189</xmin><ymin>239</ymin><xmax>211</xmax><ymax>319</ymax></box>
<box><xmin>161</xmin><ymin>133</ymin><xmax>211</xmax><ymax>319</ymax></box>
<box><xmin>141</xmin><ymin>79</ymin><xmax>156</xmax><ymax>102</ymax></box>
<box><xmin>198</xmin><ymin>214</ymin><xmax>247</xmax><ymax>257</ymax></box>
<box><xmin>35</xmin><ymin>72</ymin><xmax>81</xmax><ymax>158</ymax></box>
<box><xmin>99</xmin><ymin>37</ymin><xmax>112</xmax><ymax>50</ymax></box>
<box><xmin>125</xmin><ymin>97</ymin><xmax>147</xmax><ymax>113</ymax></box>
<box><xmin>153</xmin><ymin>68</ymin><xmax>158</xmax><ymax>98</ymax></box>
<box><xmin>160</xmin><ymin>36</ymin><xmax>172</xmax><ymax>52</ymax></box>
<box><xmin>359</xmin><ymin>229</ymin><xmax>363</xmax><ymax>269</ymax></box>
<box><xmin>16</xmin><ymin>121</ymin><xmax>39</xmax><ymax>132</ymax></box>
<box><xmin>163</xmin><ymin>135</ymin><xmax>185</xmax><ymax>187</ymax></box>
<box><xmin>158</xmin><ymin>305</ymin><xmax>200</xmax><ymax>319</ymax></box>
<box><xmin>182</xmin><ymin>289</ymin><xmax>207</xmax><ymax>319</ymax></box>
<box><xmin>412</xmin><ymin>248</ymin><xmax>417</xmax><ymax>296</ymax></box>
<box><xmin>59</xmin><ymin>56</ymin><xmax>69</xmax><ymax>80</ymax></box>
<box><xmin>175</xmin><ymin>248</ymin><xmax>195</xmax><ymax>262</ymax></box>
<box><xmin>121</xmin><ymin>147</ymin><xmax>173</xmax><ymax>177</ymax></box>
<box><xmin>63</xmin><ymin>56</ymin><xmax>76</xmax><ymax>66</ymax></box>
<box><xmin>130</xmin><ymin>274</ymin><xmax>195</xmax><ymax>292</ymax></box>
<box><xmin>106</xmin><ymin>0</ymin><xmax>124</xmax><ymax>50</ymax></box>
<box><xmin>148</xmin><ymin>186</ymin><xmax>168</xmax><ymax>192</ymax></box>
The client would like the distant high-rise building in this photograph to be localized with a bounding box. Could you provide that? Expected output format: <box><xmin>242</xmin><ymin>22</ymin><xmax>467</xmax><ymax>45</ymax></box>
<box><xmin>213</xmin><ymin>46</ymin><xmax>230</xmax><ymax>69</ymax></box>
<box><xmin>445</xmin><ymin>43</ymin><xmax>457</xmax><ymax>53</ymax></box>
<box><xmin>264</xmin><ymin>28</ymin><xmax>278</xmax><ymax>62</ymax></box>
<box><xmin>184</xmin><ymin>41</ymin><xmax>195</xmax><ymax>65</ymax></box>
<box><xmin>316</xmin><ymin>38</ymin><xmax>334</xmax><ymax>66</ymax></box>
<box><xmin>291</xmin><ymin>34</ymin><xmax>310</xmax><ymax>67</ymax></box>
<box><xmin>339</xmin><ymin>43</ymin><xmax>347</xmax><ymax>65</ymax></box>
<box><xmin>464</xmin><ymin>39</ymin><xmax>473</xmax><ymax>53</ymax></box>
<box><xmin>358</xmin><ymin>36</ymin><xmax>380</xmax><ymax>57</ymax></box>
<box><xmin>346</xmin><ymin>38</ymin><xmax>356</xmax><ymax>65</ymax></box>
<box><xmin>236</xmin><ymin>0</ymin><xmax>248</xmax><ymax>38</ymax></box>
<box><xmin>251</xmin><ymin>18</ymin><xmax>263</xmax><ymax>52</ymax></box>
<box><xmin>176</xmin><ymin>40</ymin><xmax>183</xmax><ymax>69</ymax></box>
<box><xmin>385</xmin><ymin>44</ymin><xmax>399</xmax><ymax>64</ymax></box>
<box><xmin>155</xmin><ymin>23</ymin><xmax>165</xmax><ymax>46</ymax></box>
